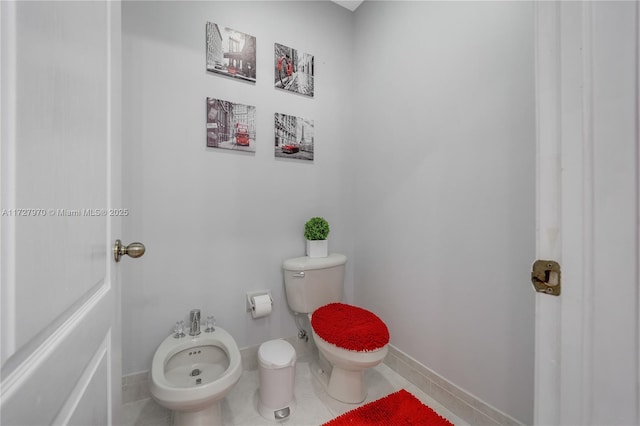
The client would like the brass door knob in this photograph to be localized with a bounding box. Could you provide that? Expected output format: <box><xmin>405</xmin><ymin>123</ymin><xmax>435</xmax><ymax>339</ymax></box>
<box><xmin>113</xmin><ymin>240</ymin><xmax>145</xmax><ymax>262</ymax></box>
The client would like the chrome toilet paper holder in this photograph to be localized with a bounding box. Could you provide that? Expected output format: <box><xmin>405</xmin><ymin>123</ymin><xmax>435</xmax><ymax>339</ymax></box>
<box><xmin>246</xmin><ymin>291</ymin><xmax>273</xmax><ymax>312</ymax></box>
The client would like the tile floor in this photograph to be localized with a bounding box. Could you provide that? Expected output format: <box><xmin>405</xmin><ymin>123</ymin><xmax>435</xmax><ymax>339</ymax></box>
<box><xmin>123</xmin><ymin>353</ymin><xmax>468</xmax><ymax>426</ymax></box>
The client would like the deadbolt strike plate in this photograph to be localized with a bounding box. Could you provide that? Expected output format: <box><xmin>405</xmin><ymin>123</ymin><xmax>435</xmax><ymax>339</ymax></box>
<box><xmin>531</xmin><ymin>260</ymin><xmax>561</xmax><ymax>296</ymax></box>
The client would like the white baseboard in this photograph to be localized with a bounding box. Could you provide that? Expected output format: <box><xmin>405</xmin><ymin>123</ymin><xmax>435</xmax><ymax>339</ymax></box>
<box><xmin>122</xmin><ymin>370</ymin><xmax>150</xmax><ymax>404</ymax></box>
<box><xmin>384</xmin><ymin>344</ymin><xmax>523</xmax><ymax>426</ymax></box>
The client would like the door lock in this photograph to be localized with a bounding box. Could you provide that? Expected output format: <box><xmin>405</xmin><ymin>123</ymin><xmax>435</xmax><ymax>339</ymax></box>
<box><xmin>531</xmin><ymin>260</ymin><xmax>561</xmax><ymax>296</ymax></box>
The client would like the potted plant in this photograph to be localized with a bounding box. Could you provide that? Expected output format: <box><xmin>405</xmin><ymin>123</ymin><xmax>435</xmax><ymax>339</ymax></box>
<box><xmin>304</xmin><ymin>217</ymin><xmax>330</xmax><ymax>258</ymax></box>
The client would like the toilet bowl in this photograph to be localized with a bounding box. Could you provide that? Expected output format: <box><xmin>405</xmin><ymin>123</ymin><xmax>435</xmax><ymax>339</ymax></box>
<box><xmin>282</xmin><ymin>254</ymin><xmax>390</xmax><ymax>404</ymax></box>
<box><xmin>149</xmin><ymin>326</ymin><xmax>242</xmax><ymax>426</ymax></box>
<box><xmin>309</xmin><ymin>303</ymin><xmax>389</xmax><ymax>403</ymax></box>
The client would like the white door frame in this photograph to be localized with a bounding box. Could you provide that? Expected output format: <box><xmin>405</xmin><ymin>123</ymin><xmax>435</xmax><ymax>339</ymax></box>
<box><xmin>534</xmin><ymin>1</ymin><xmax>639</xmax><ymax>424</ymax></box>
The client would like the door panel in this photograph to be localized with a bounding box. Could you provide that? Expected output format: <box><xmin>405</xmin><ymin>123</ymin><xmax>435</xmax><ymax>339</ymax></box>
<box><xmin>13</xmin><ymin>0</ymin><xmax>108</xmax><ymax>351</ymax></box>
<box><xmin>66</xmin><ymin>349</ymin><xmax>110</xmax><ymax>426</ymax></box>
<box><xmin>1</xmin><ymin>1</ymin><xmax>121</xmax><ymax>424</ymax></box>
<box><xmin>2</xmin><ymin>289</ymin><xmax>111</xmax><ymax>425</ymax></box>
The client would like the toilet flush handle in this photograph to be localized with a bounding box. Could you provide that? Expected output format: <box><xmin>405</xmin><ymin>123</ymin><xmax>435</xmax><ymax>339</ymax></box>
<box><xmin>293</xmin><ymin>272</ymin><xmax>305</xmax><ymax>278</ymax></box>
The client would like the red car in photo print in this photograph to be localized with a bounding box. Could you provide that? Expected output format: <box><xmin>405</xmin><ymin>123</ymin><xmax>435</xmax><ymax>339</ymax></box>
<box><xmin>281</xmin><ymin>144</ymin><xmax>300</xmax><ymax>154</ymax></box>
<box><xmin>235</xmin><ymin>124</ymin><xmax>250</xmax><ymax>146</ymax></box>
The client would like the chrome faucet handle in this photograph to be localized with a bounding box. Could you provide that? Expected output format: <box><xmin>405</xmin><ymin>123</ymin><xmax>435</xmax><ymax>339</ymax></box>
<box><xmin>189</xmin><ymin>309</ymin><xmax>201</xmax><ymax>336</ymax></box>
<box><xmin>173</xmin><ymin>320</ymin><xmax>185</xmax><ymax>339</ymax></box>
<box><xmin>205</xmin><ymin>315</ymin><xmax>216</xmax><ymax>333</ymax></box>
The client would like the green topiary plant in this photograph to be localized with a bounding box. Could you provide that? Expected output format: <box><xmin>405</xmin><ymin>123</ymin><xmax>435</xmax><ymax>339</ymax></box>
<box><xmin>304</xmin><ymin>217</ymin><xmax>330</xmax><ymax>240</ymax></box>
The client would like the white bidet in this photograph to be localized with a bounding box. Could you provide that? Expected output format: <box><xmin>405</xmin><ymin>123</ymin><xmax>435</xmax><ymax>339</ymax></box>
<box><xmin>149</xmin><ymin>326</ymin><xmax>242</xmax><ymax>426</ymax></box>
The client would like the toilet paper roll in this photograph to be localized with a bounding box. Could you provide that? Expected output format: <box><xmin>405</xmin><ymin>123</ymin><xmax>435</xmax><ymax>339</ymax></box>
<box><xmin>251</xmin><ymin>294</ymin><xmax>272</xmax><ymax>319</ymax></box>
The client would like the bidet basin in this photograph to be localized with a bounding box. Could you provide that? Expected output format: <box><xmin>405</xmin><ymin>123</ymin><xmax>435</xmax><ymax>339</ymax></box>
<box><xmin>150</xmin><ymin>325</ymin><xmax>242</xmax><ymax>425</ymax></box>
<box><xmin>164</xmin><ymin>344</ymin><xmax>229</xmax><ymax>388</ymax></box>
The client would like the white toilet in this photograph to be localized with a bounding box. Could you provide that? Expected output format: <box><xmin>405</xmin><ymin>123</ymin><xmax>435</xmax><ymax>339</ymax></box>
<box><xmin>149</xmin><ymin>325</ymin><xmax>242</xmax><ymax>426</ymax></box>
<box><xmin>283</xmin><ymin>253</ymin><xmax>389</xmax><ymax>403</ymax></box>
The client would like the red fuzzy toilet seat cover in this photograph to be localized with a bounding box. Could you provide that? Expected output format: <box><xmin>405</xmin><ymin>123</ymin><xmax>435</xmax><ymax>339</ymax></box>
<box><xmin>311</xmin><ymin>303</ymin><xmax>389</xmax><ymax>352</ymax></box>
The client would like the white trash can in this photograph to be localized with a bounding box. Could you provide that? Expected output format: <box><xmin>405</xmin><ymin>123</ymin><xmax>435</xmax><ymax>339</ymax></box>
<box><xmin>258</xmin><ymin>339</ymin><xmax>296</xmax><ymax>421</ymax></box>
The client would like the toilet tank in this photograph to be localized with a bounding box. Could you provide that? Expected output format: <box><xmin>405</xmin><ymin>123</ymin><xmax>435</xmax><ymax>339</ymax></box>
<box><xmin>283</xmin><ymin>253</ymin><xmax>347</xmax><ymax>314</ymax></box>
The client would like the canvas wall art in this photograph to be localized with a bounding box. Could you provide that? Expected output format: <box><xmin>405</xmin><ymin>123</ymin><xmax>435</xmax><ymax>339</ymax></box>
<box><xmin>274</xmin><ymin>43</ymin><xmax>314</xmax><ymax>97</ymax></box>
<box><xmin>206</xmin><ymin>22</ymin><xmax>256</xmax><ymax>83</ymax></box>
<box><xmin>274</xmin><ymin>113</ymin><xmax>314</xmax><ymax>161</ymax></box>
<box><xmin>207</xmin><ymin>98</ymin><xmax>256</xmax><ymax>152</ymax></box>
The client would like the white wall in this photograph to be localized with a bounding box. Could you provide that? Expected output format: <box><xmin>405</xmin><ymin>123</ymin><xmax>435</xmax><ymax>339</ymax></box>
<box><xmin>351</xmin><ymin>2</ymin><xmax>535</xmax><ymax>424</ymax></box>
<box><xmin>122</xmin><ymin>0</ymin><xmax>355</xmax><ymax>374</ymax></box>
<box><xmin>123</xmin><ymin>1</ymin><xmax>536</xmax><ymax>424</ymax></box>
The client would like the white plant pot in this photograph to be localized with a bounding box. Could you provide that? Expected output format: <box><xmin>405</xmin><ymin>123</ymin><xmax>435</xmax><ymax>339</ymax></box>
<box><xmin>306</xmin><ymin>239</ymin><xmax>328</xmax><ymax>258</ymax></box>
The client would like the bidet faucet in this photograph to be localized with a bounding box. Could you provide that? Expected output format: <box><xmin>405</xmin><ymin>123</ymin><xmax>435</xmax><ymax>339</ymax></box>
<box><xmin>189</xmin><ymin>309</ymin><xmax>201</xmax><ymax>336</ymax></box>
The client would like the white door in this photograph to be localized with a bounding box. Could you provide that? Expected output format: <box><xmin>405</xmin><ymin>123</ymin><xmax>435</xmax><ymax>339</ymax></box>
<box><xmin>534</xmin><ymin>1</ymin><xmax>639</xmax><ymax>425</ymax></box>
<box><xmin>1</xmin><ymin>1</ymin><xmax>124</xmax><ymax>424</ymax></box>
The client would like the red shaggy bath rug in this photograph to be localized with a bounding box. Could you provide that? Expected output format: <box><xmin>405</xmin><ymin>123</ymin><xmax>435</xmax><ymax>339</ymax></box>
<box><xmin>322</xmin><ymin>389</ymin><xmax>454</xmax><ymax>426</ymax></box>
